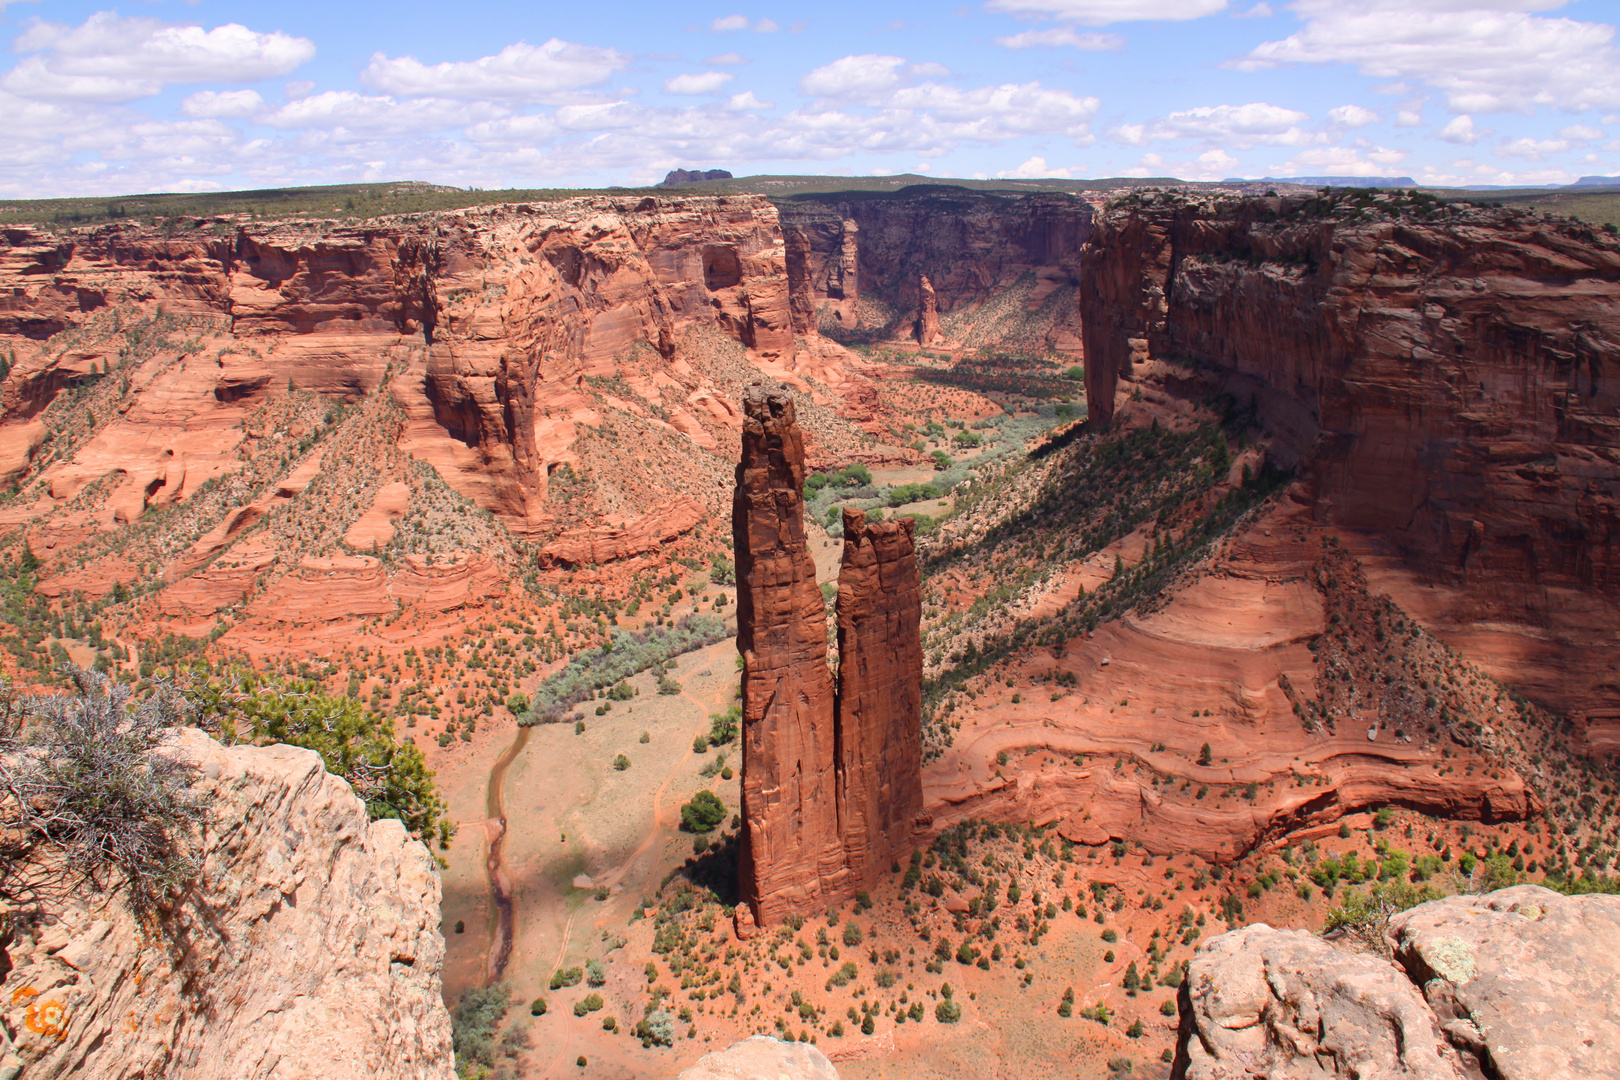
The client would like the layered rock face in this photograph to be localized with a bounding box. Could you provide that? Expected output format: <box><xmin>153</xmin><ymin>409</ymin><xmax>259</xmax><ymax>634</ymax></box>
<box><xmin>0</xmin><ymin>195</ymin><xmax>795</xmax><ymax>535</ymax></box>
<box><xmin>733</xmin><ymin>386</ymin><xmax>844</xmax><ymax>926</ymax></box>
<box><xmin>779</xmin><ymin>189</ymin><xmax>1092</xmax><ymax>345</ymax></box>
<box><xmin>734</xmin><ymin>391</ymin><xmax>924</xmax><ymax>926</ymax></box>
<box><xmin>835</xmin><ymin>509</ymin><xmax>924</xmax><ymax>889</ymax></box>
<box><xmin>0</xmin><ymin>728</ymin><xmax>454</xmax><ymax>1080</ymax></box>
<box><xmin>1175</xmin><ymin>886</ymin><xmax>1620</xmax><ymax>1080</ymax></box>
<box><xmin>1080</xmin><ymin>196</ymin><xmax>1620</xmax><ymax>731</ymax></box>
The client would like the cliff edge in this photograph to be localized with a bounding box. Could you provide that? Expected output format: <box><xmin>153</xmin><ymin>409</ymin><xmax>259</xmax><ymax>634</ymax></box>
<box><xmin>0</xmin><ymin>727</ymin><xmax>455</xmax><ymax>1080</ymax></box>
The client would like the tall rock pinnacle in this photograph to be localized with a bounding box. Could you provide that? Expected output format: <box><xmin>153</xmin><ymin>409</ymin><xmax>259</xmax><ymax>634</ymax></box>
<box><xmin>733</xmin><ymin>388</ymin><xmax>926</xmax><ymax>928</ymax></box>
<box><xmin>835</xmin><ymin>508</ymin><xmax>925</xmax><ymax>890</ymax></box>
<box><xmin>734</xmin><ymin>385</ymin><xmax>844</xmax><ymax>929</ymax></box>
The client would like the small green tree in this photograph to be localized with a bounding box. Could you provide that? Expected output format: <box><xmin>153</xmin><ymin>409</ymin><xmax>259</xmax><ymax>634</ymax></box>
<box><xmin>613</xmin><ymin>754</ymin><xmax>631</xmax><ymax>771</ymax></box>
<box><xmin>680</xmin><ymin>790</ymin><xmax>727</xmax><ymax>833</ymax></box>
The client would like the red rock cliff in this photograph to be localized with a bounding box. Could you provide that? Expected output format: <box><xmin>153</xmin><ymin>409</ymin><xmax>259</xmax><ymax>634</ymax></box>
<box><xmin>779</xmin><ymin>190</ymin><xmax>1091</xmax><ymax>347</ymax></box>
<box><xmin>834</xmin><ymin>507</ymin><xmax>924</xmax><ymax>889</ymax></box>
<box><xmin>733</xmin><ymin>386</ymin><xmax>844</xmax><ymax>927</ymax></box>
<box><xmin>1080</xmin><ymin>194</ymin><xmax>1620</xmax><ymax>730</ymax></box>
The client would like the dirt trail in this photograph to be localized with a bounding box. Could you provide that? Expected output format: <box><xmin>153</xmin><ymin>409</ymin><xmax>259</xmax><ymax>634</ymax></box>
<box><xmin>482</xmin><ymin>723</ymin><xmax>531</xmax><ymax>985</ymax></box>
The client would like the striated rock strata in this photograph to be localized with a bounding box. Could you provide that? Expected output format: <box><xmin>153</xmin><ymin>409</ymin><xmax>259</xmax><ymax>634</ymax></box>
<box><xmin>1081</xmin><ymin>195</ymin><xmax>1620</xmax><ymax>735</ymax></box>
<box><xmin>1174</xmin><ymin>885</ymin><xmax>1620</xmax><ymax>1080</ymax></box>
<box><xmin>734</xmin><ymin>392</ymin><xmax>925</xmax><ymax>926</ymax></box>
<box><xmin>0</xmin><ymin>727</ymin><xmax>454</xmax><ymax>1080</ymax></box>
<box><xmin>733</xmin><ymin>386</ymin><xmax>844</xmax><ymax>927</ymax></box>
<box><xmin>835</xmin><ymin>508</ymin><xmax>925</xmax><ymax>890</ymax></box>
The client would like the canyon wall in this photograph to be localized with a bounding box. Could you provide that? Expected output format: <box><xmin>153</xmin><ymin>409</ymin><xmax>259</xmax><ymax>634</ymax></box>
<box><xmin>778</xmin><ymin>189</ymin><xmax>1092</xmax><ymax>341</ymax></box>
<box><xmin>1080</xmin><ymin>195</ymin><xmax>1620</xmax><ymax>730</ymax></box>
<box><xmin>0</xmin><ymin>728</ymin><xmax>454</xmax><ymax>1080</ymax></box>
<box><xmin>734</xmin><ymin>391</ymin><xmax>925</xmax><ymax>927</ymax></box>
<box><xmin>0</xmin><ymin>195</ymin><xmax>795</xmax><ymax>535</ymax></box>
<box><xmin>834</xmin><ymin>508</ymin><xmax>925</xmax><ymax>890</ymax></box>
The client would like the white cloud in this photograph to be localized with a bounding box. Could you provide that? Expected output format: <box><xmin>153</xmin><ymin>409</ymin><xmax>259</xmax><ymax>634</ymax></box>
<box><xmin>800</xmin><ymin>55</ymin><xmax>946</xmax><ymax>100</ymax></box>
<box><xmin>1241</xmin><ymin>0</ymin><xmax>1620</xmax><ymax>114</ymax></box>
<box><xmin>263</xmin><ymin>91</ymin><xmax>509</xmax><ymax>137</ymax></box>
<box><xmin>725</xmin><ymin>90</ymin><xmax>774</xmax><ymax>110</ymax></box>
<box><xmin>360</xmin><ymin>40</ymin><xmax>628</xmax><ymax>102</ymax></box>
<box><xmin>1328</xmin><ymin>104</ymin><xmax>1379</xmax><ymax>128</ymax></box>
<box><xmin>1498</xmin><ymin>136</ymin><xmax>1569</xmax><ymax>159</ymax></box>
<box><xmin>1395</xmin><ymin>108</ymin><xmax>1423</xmax><ymax>127</ymax></box>
<box><xmin>664</xmin><ymin>71</ymin><xmax>734</xmax><ymax>94</ymax></box>
<box><xmin>1120</xmin><ymin>102</ymin><xmax>1317</xmax><ymax>149</ymax></box>
<box><xmin>1559</xmin><ymin>124</ymin><xmax>1604</xmax><ymax>141</ymax></box>
<box><xmin>1439</xmin><ymin>114</ymin><xmax>1482</xmax><ymax>144</ymax></box>
<box><xmin>994</xmin><ymin>28</ymin><xmax>1125</xmax><ymax>49</ymax></box>
<box><xmin>984</xmin><ymin>0</ymin><xmax>1228</xmax><ymax>25</ymax></box>
<box><xmin>997</xmin><ymin>154</ymin><xmax>1073</xmax><ymax>177</ymax></box>
<box><xmin>711</xmin><ymin>14</ymin><xmax>778</xmax><ymax>32</ymax></box>
<box><xmin>180</xmin><ymin>89</ymin><xmax>266</xmax><ymax>119</ymax></box>
<box><xmin>706</xmin><ymin>52</ymin><xmax>749</xmax><ymax>65</ymax></box>
<box><xmin>1233</xmin><ymin>3</ymin><xmax>1273</xmax><ymax>16</ymax></box>
<box><xmin>285</xmin><ymin>81</ymin><xmax>315</xmax><ymax>100</ymax></box>
<box><xmin>1279</xmin><ymin>143</ymin><xmax>1410</xmax><ymax>175</ymax></box>
<box><xmin>3</xmin><ymin>13</ymin><xmax>314</xmax><ymax>103</ymax></box>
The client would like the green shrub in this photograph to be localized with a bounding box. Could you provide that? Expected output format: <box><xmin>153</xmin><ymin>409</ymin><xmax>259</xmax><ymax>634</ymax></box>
<box><xmin>530</xmin><ymin>997</ymin><xmax>547</xmax><ymax>1016</ymax></box>
<box><xmin>613</xmin><ymin>754</ymin><xmax>631</xmax><ymax>771</ymax></box>
<box><xmin>451</xmin><ymin>982</ymin><xmax>511</xmax><ymax>1071</ymax></box>
<box><xmin>573</xmin><ymin>993</ymin><xmax>604</xmax><ymax>1016</ymax></box>
<box><xmin>680</xmin><ymin>790</ymin><xmax>727</xmax><ymax>833</ymax></box>
<box><xmin>935</xmin><ymin>1000</ymin><xmax>962</xmax><ymax>1023</ymax></box>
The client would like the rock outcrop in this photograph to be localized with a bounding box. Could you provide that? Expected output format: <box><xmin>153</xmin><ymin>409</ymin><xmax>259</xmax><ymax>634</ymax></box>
<box><xmin>0</xmin><ymin>728</ymin><xmax>455</xmax><ymax>1080</ymax></box>
<box><xmin>734</xmin><ymin>393</ymin><xmax>925</xmax><ymax>926</ymax></box>
<box><xmin>1080</xmin><ymin>194</ymin><xmax>1620</xmax><ymax>733</ymax></box>
<box><xmin>1174</xmin><ymin>886</ymin><xmax>1620</xmax><ymax>1080</ymax></box>
<box><xmin>733</xmin><ymin>386</ymin><xmax>844</xmax><ymax>928</ymax></box>
<box><xmin>835</xmin><ymin>508</ymin><xmax>925</xmax><ymax>890</ymax></box>
<box><xmin>914</xmin><ymin>275</ymin><xmax>941</xmax><ymax>345</ymax></box>
<box><xmin>677</xmin><ymin>1035</ymin><xmax>840</xmax><ymax>1080</ymax></box>
<box><xmin>1387</xmin><ymin>885</ymin><xmax>1620</xmax><ymax>1080</ymax></box>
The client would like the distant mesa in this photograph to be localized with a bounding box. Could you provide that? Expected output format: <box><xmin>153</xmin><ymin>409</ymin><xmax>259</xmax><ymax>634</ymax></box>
<box><xmin>661</xmin><ymin>168</ymin><xmax>734</xmax><ymax>186</ymax></box>
<box><xmin>1573</xmin><ymin>174</ymin><xmax>1620</xmax><ymax>187</ymax></box>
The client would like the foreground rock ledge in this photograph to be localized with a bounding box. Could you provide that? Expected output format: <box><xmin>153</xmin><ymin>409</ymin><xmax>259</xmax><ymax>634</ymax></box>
<box><xmin>0</xmin><ymin>728</ymin><xmax>456</xmax><ymax>1080</ymax></box>
<box><xmin>1174</xmin><ymin>885</ymin><xmax>1620</xmax><ymax>1080</ymax></box>
<box><xmin>678</xmin><ymin>1035</ymin><xmax>840</xmax><ymax>1080</ymax></box>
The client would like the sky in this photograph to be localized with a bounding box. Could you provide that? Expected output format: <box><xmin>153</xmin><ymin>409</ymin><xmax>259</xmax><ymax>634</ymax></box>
<box><xmin>0</xmin><ymin>0</ymin><xmax>1616</xmax><ymax>198</ymax></box>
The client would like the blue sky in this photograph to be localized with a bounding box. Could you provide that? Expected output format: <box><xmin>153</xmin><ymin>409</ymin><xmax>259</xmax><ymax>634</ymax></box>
<box><xmin>0</xmin><ymin>0</ymin><xmax>1615</xmax><ymax>197</ymax></box>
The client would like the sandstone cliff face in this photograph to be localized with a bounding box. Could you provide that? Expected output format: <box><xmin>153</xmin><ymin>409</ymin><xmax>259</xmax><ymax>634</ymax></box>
<box><xmin>914</xmin><ymin>275</ymin><xmax>941</xmax><ymax>346</ymax></box>
<box><xmin>0</xmin><ymin>728</ymin><xmax>454</xmax><ymax>1080</ymax></box>
<box><xmin>1080</xmin><ymin>196</ymin><xmax>1620</xmax><ymax>730</ymax></box>
<box><xmin>1175</xmin><ymin>886</ymin><xmax>1620</xmax><ymax>1080</ymax></box>
<box><xmin>0</xmin><ymin>195</ymin><xmax>795</xmax><ymax>535</ymax></box>
<box><xmin>835</xmin><ymin>508</ymin><xmax>925</xmax><ymax>890</ymax></box>
<box><xmin>733</xmin><ymin>387</ymin><xmax>844</xmax><ymax>927</ymax></box>
<box><xmin>779</xmin><ymin>189</ymin><xmax>1091</xmax><ymax>345</ymax></box>
<box><xmin>734</xmin><ymin>394</ymin><xmax>925</xmax><ymax>925</ymax></box>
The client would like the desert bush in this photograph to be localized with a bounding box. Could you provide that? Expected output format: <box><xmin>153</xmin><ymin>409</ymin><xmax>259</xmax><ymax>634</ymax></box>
<box><xmin>451</xmin><ymin>981</ymin><xmax>511</xmax><ymax>1071</ymax></box>
<box><xmin>520</xmin><ymin>616</ymin><xmax>727</xmax><ymax>725</ymax></box>
<box><xmin>188</xmin><ymin>675</ymin><xmax>447</xmax><ymax>847</ymax></box>
<box><xmin>0</xmin><ymin>670</ymin><xmax>203</xmax><ymax>913</ymax></box>
<box><xmin>680</xmin><ymin>790</ymin><xmax>726</xmax><ymax>833</ymax></box>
